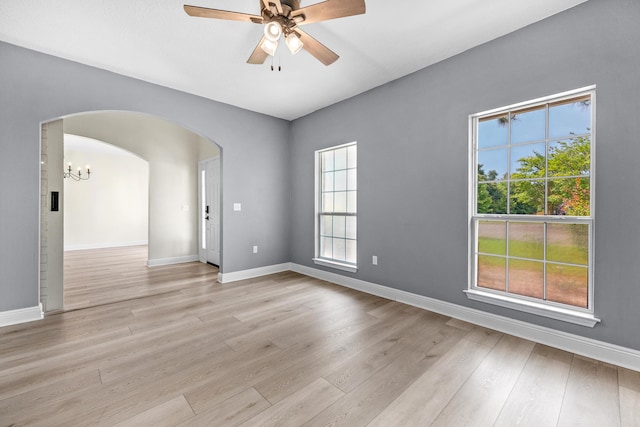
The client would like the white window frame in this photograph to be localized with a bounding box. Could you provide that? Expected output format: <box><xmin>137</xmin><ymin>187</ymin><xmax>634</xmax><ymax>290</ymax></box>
<box><xmin>465</xmin><ymin>86</ymin><xmax>600</xmax><ymax>327</ymax></box>
<box><xmin>313</xmin><ymin>142</ymin><xmax>358</xmax><ymax>273</ymax></box>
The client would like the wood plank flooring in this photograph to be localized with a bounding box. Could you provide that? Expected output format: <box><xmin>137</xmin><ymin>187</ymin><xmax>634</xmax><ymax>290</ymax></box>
<box><xmin>2</xmin><ymin>247</ymin><xmax>639</xmax><ymax>426</ymax></box>
<box><xmin>63</xmin><ymin>246</ymin><xmax>218</xmax><ymax>311</ymax></box>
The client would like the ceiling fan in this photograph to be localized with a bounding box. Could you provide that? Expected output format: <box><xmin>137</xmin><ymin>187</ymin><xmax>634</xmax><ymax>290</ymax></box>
<box><xmin>184</xmin><ymin>0</ymin><xmax>366</xmax><ymax>66</ymax></box>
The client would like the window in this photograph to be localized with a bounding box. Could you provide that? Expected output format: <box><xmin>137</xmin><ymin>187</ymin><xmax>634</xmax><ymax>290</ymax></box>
<box><xmin>467</xmin><ymin>87</ymin><xmax>598</xmax><ymax>326</ymax></box>
<box><xmin>314</xmin><ymin>142</ymin><xmax>357</xmax><ymax>272</ymax></box>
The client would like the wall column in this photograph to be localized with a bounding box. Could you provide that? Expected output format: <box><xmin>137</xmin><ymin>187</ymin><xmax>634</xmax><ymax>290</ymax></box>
<box><xmin>40</xmin><ymin>120</ymin><xmax>64</xmax><ymax>312</ymax></box>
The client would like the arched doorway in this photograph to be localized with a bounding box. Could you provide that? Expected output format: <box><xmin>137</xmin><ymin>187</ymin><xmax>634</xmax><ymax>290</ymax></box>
<box><xmin>39</xmin><ymin>111</ymin><xmax>222</xmax><ymax>312</ymax></box>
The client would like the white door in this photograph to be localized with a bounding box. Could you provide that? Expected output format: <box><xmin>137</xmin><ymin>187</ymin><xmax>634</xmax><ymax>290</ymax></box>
<box><xmin>198</xmin><ymin>157</ymin><xmax>220</xmax><ymax>266</ymax></box>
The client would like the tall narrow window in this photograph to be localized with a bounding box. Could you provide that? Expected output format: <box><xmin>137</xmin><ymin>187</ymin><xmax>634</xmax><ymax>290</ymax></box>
<box><xmin>314</xmin><ymin>142</ymin><xmax>357</xmax><ymax>272</ymax></box>
<box><xmin>467</xmin><ymin>87</ymin><xmax>598</xmax><ymax>327</ymax></box>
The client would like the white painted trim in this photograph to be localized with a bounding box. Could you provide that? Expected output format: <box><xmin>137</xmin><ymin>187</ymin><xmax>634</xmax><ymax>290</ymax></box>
<box><xmin>467</xmin><ymin>86</ymin><xmax>598</xmax><ymax>322</ymax></box>
<box><xmin>290</xmin><ymin>263</ymin><xmax>640</xmax><ymax>372</ymax></box>
<box><xmin>0</xmin><ymin>304</ymin><xmax>44</xmax><ymax>328</ymax></box>
<box><xmin>292</xmin><ymin>263</ymin><xmax>397</xmax><ymax>299</ymax></box>
<box><xmin>147</xmin><ymin>255</ymin><xmax>199</xmax><ymax>267</ymax></box>
<box><xmin>312</xmin><ymin>258</ymin><xmax>358</xmax><ymax>273</ymax></box>
<box><xmin>313</xmin><ymin>142</ymin><xmax>358</xmax><ymax>264</ymax></box>
<box><xmin>464</xmin><ymin>289</ymin><xmax>600</xmax><ymax>327</ymax></box>
<box><xmin>218</xmin><ymin>263</ymin><xmax>291</xmax><ymax>283</ymax></box>
<box><xmin>471</xmin><ymin>85</ymin><xmax>597</xmax><ymax>118</ymax></box>
<box><xmin>64</xmin><ymin>241</ymin><xmax>148</xmax><ymax>251</ymax></box>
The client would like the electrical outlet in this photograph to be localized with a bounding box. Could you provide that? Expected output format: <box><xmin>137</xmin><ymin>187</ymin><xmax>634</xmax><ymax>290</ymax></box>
<box><xmin>253</xmin><ymin>245</ymin><xmax>258</xmax><ymax>254</ymax></box>
<box><xmin>372</xmin><ymin>255</ymin><xmax>378</xmax><ymax>265</ymax></box>
<box><xmin>233</xmin><ymin>203</ymin><xmax>242</xmax><ymax>211</ymax></box>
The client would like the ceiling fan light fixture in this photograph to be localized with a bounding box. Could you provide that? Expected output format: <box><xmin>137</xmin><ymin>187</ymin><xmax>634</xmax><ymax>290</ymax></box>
<box><xmin>260</xmin><ymin>37</ymin><xmax>278</xmax><ymax>56</ymax></box>
<box><xmin>264</xmin><ymin>21</ymin><xmax>282</xmax><ymax>41</ymax></box>
<box><xmin>184</xmin><ymin>0</ymin><xmax>367</xmax><ymax>66</ymax></box>
<box><xmin>285</xmin><ymin>32</ymin><xmax>303</xmax><ymax>55</ymax></box>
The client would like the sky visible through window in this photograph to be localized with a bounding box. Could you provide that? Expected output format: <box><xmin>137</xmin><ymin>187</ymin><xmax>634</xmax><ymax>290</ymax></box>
<box><xmin>478</xmin><ymin>100</ymin><xmax>591</xmax><ymax>179</ymax></box>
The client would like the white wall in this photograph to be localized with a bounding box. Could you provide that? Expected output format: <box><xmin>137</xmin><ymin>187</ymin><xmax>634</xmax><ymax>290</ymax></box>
<box><xmin>64</xmin><ymin>135</ymin><xmax>149</xmax><ymax>250</ymax></box>
<box><xmin>198</xmin><ymin>135</ymin><xmax>219</xmax><ymax>161</ymax></box>
<box><xmin>64</xmin><ymin>112</ymin><xmax>220</xmax><ymax>263</ymax></box>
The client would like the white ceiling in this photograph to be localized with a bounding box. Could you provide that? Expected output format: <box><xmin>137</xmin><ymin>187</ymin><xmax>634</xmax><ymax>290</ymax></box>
<box><xmin>64</xmin><ymin>134</ymin><xmax>132</xmax><ymax>156</ymax></box>
<box><xmin>0</xmin><ymin>0</ymin><xmax>587</xmax><ymax>120</ymax></box>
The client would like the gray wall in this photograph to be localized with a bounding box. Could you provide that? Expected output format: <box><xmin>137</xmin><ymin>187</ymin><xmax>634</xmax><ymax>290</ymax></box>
<box><xmin>0</xmin><ymin>41</ymin><xmax>290</xmax><ymax>312</ymax></box>
<box><xmin>289</xmin><ymin>0</ymin><xmax>640</xmax><ymax>350</ymax></box>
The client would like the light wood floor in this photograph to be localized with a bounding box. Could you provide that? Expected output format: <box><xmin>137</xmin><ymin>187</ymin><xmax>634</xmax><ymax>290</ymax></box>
<box><xmin>63</xmin><ymin>246</ymin><xmax>218</xmax><ymax>311</ymax></box>
<box><xmin>2</xmin><ymin>249</ymin><xmax>639</xmax><ymax>426</ymax></box>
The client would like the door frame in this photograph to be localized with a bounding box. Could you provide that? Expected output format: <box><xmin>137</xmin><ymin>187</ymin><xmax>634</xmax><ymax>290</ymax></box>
<box><xmin>198</xmin><ymin>156</ymin><xmax>221</xmax><ymax>266</ymax></box>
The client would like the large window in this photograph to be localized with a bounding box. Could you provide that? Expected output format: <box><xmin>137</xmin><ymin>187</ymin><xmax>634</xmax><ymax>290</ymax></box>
<box><xmin>467</xmin><ymin>87</ymin><xmax>598</xmax><ymax>326</ymax></box>
<box><xmin>314</xmin><ymin>142</ymin><xmax>357</xmax><ymax>272</ymax></box>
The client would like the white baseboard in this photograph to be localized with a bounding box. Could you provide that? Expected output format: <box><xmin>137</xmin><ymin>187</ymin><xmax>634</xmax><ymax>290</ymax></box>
<box><xmin>0</xmin><ymin>304</ymin><xmax>44</xmax><ymax>328</ymax></box>
<box><xmin>218</xmin><ymin>263</ymin><xmax>291</xmax><ymax>283</ymax></box>
<box><xmin>64</xmin><ymin>240</ymin><xmax>148</xmax><ymax>251</ymax></box>
<box><xmin>290</xmin><ymin>263</ymin><xmax>640</xmax><ymax>372</ymax></box>
<box><xmin>147</xmin><ymin>255</ymin><xmax>199</xmax><ymax>267</ymax></box>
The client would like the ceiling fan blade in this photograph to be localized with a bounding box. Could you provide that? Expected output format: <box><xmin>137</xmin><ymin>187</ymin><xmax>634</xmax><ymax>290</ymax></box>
<box><xmin>262</xmin><ymin>0</ymin><xmax>284</xmax><ymax>15</ymax></box>
<box><xmin>184</xmin><ymin>5</ymin><xmax>263</xmax><ymax>23</ymax></box>
<box><xmin>247</xmin><ymin>36</ymin><xmax>269</xmax><ymax>64</ymax></box>
<box><xmin>291</xmin><ymin>0</ymin><xmax>365</xmax><ymax>25</ymax></box>
<box><xmin>295</xmin><ymin>29</ymin><xmax>339</xmax><ymax>66</ymax></box>
<box><xmin>260</xmin><ymin>0</ymin><xmax>285</xmax><ymax>17</ymax></box>
<box><xmin>272</xmin><ymin>0</ymin><xmax>284</xmax><ymax>15</ymax></box>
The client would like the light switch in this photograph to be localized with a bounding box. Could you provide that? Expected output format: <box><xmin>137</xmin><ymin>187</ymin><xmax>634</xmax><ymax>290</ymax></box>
<box><xmin>233</xmin><ymin>203</ymin><xmax>242</xmax><ymax>211</ymax></box>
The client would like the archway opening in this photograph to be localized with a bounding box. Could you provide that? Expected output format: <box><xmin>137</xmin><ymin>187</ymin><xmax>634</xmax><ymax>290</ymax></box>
<box><xmin>39</xmin><ymin>111</ymin><xmax>222</xmax><ymax>312</ymax></box>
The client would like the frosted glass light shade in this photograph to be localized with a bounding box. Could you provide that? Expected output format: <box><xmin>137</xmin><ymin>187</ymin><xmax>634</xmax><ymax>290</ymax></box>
<box><xmin>264</xmin><ymin>22</ymin><xmax>282</xmax><ymax>41</ymax></box>
<box><xmin>285</xmin><ymin>33</ymin><xmax>303</xmax><ymax>54</ymax></box>
<box><xmin>260</xmin><ymin>38</ymin><xmax>278</xmax><ymax>56</ymax></box>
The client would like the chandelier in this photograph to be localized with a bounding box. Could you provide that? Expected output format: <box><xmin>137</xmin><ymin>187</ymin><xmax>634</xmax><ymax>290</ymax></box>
<box><xmin>64</xmin><ymin>163</ymin><xmax>91</xmax><ymax>181</ymax></box>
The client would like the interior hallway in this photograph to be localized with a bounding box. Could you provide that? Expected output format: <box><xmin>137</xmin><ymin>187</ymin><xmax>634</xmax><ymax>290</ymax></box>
<box><xmin>63</xmin><ymin>245</ymin><xmax>218</xmax><ymax>311</ymax></box>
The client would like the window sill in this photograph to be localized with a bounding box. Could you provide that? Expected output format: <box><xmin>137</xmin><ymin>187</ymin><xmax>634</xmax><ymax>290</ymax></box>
<box><xmin>312</xmin><ymin>258</ymin><xmax>358</xmax><ymax>273</ymax></box>
<box><xmin>464</xmin><ymin>289</ymin><xmax>600</xmax><ymax>328</ymax></box>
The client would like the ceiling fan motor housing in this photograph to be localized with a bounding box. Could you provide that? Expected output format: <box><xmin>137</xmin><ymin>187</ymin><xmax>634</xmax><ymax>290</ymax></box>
<box><xmin>279</xmin><ymin>0</ymin><xmax>300</xmax><ymax>12</ymax></box>
<box><xmin>262</xmin><ymin>1</ymin><xmax>298</xmax><ymax>17</ymax></box>
<box><xmin>262</xmin><ymin>0</ymin><xmax>301</xmax><ymax>36</ymax></box>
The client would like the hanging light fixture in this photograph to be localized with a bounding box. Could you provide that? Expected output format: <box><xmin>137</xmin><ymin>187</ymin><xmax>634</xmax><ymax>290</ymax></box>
<box><xmin>261</xmin><ymin>20</ymin><xmax>304</xmax><ymax>60</ymax></box>
<box><xmin>264</xmin><ymin>21</ymin><xmax>282</xmax><ymax>42</ymax></box>
<box><xmin>285</xmin><ymin>32</ymin><xmax>303</xmax><ymax>55</ymax></box>
<box><xmin>64</xmin><ymin>162</ymin><xmax>91</xmax><ymax>181</ymax></box>
<box><xmin>260</xmin><ymin>37</ymin><xmax>279</xmax><ymax>56</ymax></box>
<box><xmin>261</xmin><ymin>21</ymin><xmax>283</xmax><ymax>56</ymax></box>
